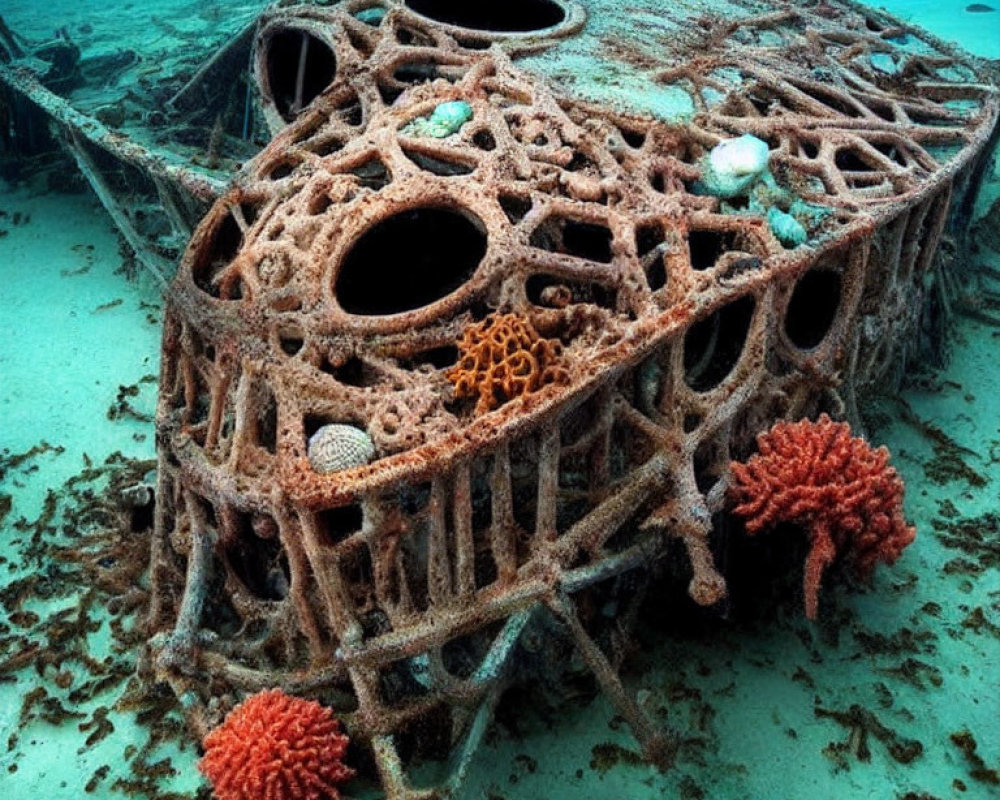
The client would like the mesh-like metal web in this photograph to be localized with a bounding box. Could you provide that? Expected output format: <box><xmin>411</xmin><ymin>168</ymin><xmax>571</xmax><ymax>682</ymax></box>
<box><xmin>146</xmin><ymin>2</ymin><xmax>998</xmax><ymax>796</ymax></box>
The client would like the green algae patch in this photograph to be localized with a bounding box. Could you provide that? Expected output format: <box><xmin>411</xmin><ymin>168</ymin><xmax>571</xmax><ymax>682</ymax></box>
<box><xmin>767</xmin><ymin>207</ymin><xmax>808</xmax><ymax>247</ymax></box>
<box><xmin>355</xmin><ymin>7</ymin><xmax>386</xmax><ymax>25</ymax></box>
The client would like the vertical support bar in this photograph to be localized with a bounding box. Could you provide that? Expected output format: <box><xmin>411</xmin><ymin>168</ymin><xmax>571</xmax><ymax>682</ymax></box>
<box><xmin>274</xmin><ymin>510</ymin><xmax>326</xmax><ymax>658</ymax></box>
<box><xmin>297</xmin><ymin>510</ymin><xmax>362</xmax><ymax>643</ymax></box>
<box><xmin>427</xmin><ymin>475</ymin><xmax>453</xmax><ymax>605</ymax></box>
<box><xmin>536</xmin><ymin>427</ymin><xmax>560</xmax><ymax>543</ymax></box>
<box><xmin>490</xmin><ymin>442</ymin><xmax>516</xmax><ymax>582</ymax></box>
<box><xmin>226</xmin><ymin>368</ymin><xmax>254</xmax><ymax>469</ymax></box>
<box><xmin>589</xmin><ymin>386</ymin><xmax>613</xmax><ymax>499</ymax></box>
<box><xmin>292</xmin><ymin>32</ymin><xmax>310</xmax><ymax>115</ymax></box>
<box><xmin>453</xmin><ymin>463</ymin><xmax>475</xmax><ymax>597</ymax></box>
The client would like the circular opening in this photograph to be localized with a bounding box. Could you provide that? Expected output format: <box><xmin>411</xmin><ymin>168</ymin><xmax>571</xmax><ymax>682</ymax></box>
<box><xmin>785</xmin><ymin>270</ymin><xmax>841</xmax><ymax>349</ymax></box>
<box><xmin>336</xmin><ymin>207</ymin><xmax>487</xmax><ymax>315</ymax></box>
<box><xmin>683</xmin><ymin>295</ymin><xmax>755</xmax><ymax>392</ymax></box>
<box><xmin>265</xmin><ymin>29</ymin><xmax>337</xmax><ymax>122</ymax></box>
<box><xmin>403</xmin><ymin>0</ymin><xmax>566</xmax><ymax>32</ymax></box>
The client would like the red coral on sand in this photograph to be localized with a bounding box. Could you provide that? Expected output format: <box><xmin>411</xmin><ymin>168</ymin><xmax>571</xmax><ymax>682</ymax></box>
<box><xmin>199</xmin><ymin>688</ymin><xmax>354</xmax><ymax>800</ymax></box>
<box><xmin>729</xmin><ymin>414</ymin><xmax>915</xmax><ymax>619</ymax></box>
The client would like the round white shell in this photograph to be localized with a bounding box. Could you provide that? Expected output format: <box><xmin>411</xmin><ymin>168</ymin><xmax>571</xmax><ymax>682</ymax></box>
<box><xmin>307</xmin><ymin>423</ymin><xmax>376</xmax><ymax>473</ymax></box>
<box><xmin>708</xmin><ymin>134</ymin><xmax>770</xmax><ymax>178</ymax></box>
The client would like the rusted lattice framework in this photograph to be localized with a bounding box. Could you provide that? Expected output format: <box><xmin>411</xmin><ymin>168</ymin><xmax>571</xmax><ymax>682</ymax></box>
<box><xmin>145</xmin><ymin>2</ymin><xmax>998</xmax><ymax>797</ymax></box>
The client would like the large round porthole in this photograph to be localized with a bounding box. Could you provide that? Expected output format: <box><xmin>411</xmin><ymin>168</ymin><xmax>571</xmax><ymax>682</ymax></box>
<box><xmin>335</xmin><ymin>207</ymin><xmax>487</xmax><ymax>315</ymax></box>
<box><xmin>263</xmin><ymin>29</ymin><xmax>337</xmax><ymax>122</ymax></box>
<box><xmin>403</xmin><ymin>0</ymin><xmax>567</xmax><ymax>32</ymax></box>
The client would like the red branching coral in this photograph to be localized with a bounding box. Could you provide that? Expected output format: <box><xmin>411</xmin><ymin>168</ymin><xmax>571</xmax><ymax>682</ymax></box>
<box><xmin>199</xmin><ymin>688</ymin><xmax>354</xmax><ymax>800</ymax></box>
<box><xmin>446</xmin><ymin>312</ymin><xmax>569</xmax><ymax>414</ymax></box>
<box><xmin>729</xmin><ymin>414</ymin><xmax>915</xmax><ymax>619</ymax></box>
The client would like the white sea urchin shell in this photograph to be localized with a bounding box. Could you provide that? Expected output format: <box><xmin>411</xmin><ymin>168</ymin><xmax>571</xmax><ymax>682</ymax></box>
<box><xmin>307</xmin><ymin>424</ymin><xmax>376</xmax><ymax>473</ymax></box>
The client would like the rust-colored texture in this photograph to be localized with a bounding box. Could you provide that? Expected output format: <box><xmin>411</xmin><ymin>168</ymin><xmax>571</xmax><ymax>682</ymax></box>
<box><xmin>145</xmin><ymin>2</ymin><xmax>998</xmax><ymax>797</ymax></box>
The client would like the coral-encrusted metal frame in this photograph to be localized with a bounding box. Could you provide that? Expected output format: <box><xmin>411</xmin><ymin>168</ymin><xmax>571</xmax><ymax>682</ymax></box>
<box><xmin>145</xmin><ymin>2</ymin><xmax>998</xmax><ymax>797</ymax></box>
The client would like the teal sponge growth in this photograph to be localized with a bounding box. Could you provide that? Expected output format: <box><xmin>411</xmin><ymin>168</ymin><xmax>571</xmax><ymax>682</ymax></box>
<box><xmin>403</xmin><ymin>100</ymin><xmax>474</xmax><ymax>138</ymax></box>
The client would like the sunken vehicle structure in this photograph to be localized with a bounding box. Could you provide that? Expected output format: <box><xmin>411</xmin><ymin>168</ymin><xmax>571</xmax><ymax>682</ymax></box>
<box><xmin>2</xmin><ymin>1</ymin><xmax>998</xmax><ymax>798</ymax></box>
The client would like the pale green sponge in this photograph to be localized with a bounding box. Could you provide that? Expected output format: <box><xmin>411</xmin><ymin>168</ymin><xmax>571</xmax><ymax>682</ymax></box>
<box><xmin>403</xmin><ymin>100</ymin><xmax>474</xmax><ymax>138</ymax></box>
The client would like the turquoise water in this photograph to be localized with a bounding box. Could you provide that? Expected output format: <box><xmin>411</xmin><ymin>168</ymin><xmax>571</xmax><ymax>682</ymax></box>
<box><xmin>1</xmin><ymin>2</ymin><xmax>998</xmax><ymax>799</ymax></box>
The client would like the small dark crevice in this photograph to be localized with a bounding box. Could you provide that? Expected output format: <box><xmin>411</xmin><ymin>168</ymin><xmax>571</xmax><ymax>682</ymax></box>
<box><xmin>456</xmin><ymin>37</ymin><xmax>492</xmax><ymax>50</ymax></box>
<box><xmin>349</xmin><ymin>157</ymin><xmax>391</xmax><ymax>190</ymax></box>
<box><xmin>401</xmin><ymin>345</ymin><xmax>460</xmax><ymax>370</ymax></box>
<box><xmin>258</xmin><ymin>387</ymin><xmax>278</xmax><ymax>454</ymax></box>
<box><xmin>339</xmin><ymin>100</ymin><xmax>364</xmax><ymax>127</ymax></box>
<box><xmin>321</xmin><ymin>355</ymin><xmax>384</xmax><ymax>387</ymax></box>
<box><xmin>835</xmin><ymin>148</ymin><xmax>876</xmax><ymax>172</ymax></box>
<box><xmin>683</xmin><ymin>413</ymin><xmax>702</xmax><ymax>433</ymax></box>
<box><xmin>498</xmin><ymin>193</ymin><xmax>531</xmax><ymax>224</ymax></box>
<box><xmin>472</xmin><ymin>129</ymin><xmax>496</xmax><ymax>150</ymax></box>
<box><xmin>193</xmin><ymin>210</ymin><xmax>243</xmax><ymax>298</ymax></box>
<box><xmin>279</xmin><ymin>333</ymin><xmax>304</xmax><ymax>356</ymax></box>
<box><xmin>309</xmin><ymin>136</ymin><xmax>345</xmax><ymax>157</ymax></box>
<box><xmin>620</xmin><ymin>128</ymin><xmax>646</xmax><ymax>149</ymax></box>
<box><xmin>565</xmin><ymin>151</ymin><xmax>594</xmax><ymax>172</ymax></box>
<box><xmin>683</xmin><ymin>295</ymin><xmax>756</xmax><ymax>391</ymax></box>
<box><xmin>316</xmin><ymin>505</ymin><xmax>364</xmax><ymax>546</ymax></box>
<box><xmin>800</xmin><ymin>139</ymin><xmax>819</xmax><ymax>159</ymax></box>
<box><xmin>688</xmin><ymin>229</ymin><xmax>738</xmax><ymax>272</ymax></box>
<box><xmin>266</xmin><ymin>159</ymin><xmax>297</xmax><ymax>180</ymax></box>
<box><xmin>526</xmin><ymin>273</ymin><xmax>616</xmax><ymax>309</ymax></box>
<box><xmin>223</xmin><ymin>510</ymin><xmax>290</xmax><ymax>601</ymax></box>
<box><xmin>796</xmin><ymin>82</ymin><xmax>863</xmax><ymax>118</ymax></box>
<box><xmin>865</xmin><ymin>100</ymin><xmax>897</xmax><ymax>122</ymax></box>
<box><xmin>401</xmin><ymin>147</ymin><xmax>474</xmax><ymax>176</ymax></box>
<box><xmin>530</xmin><ymin>216</ymin><xmax>614</xmax><ymax>263</ymax></box>
<box><xmin>377</xmin><ymin>81</ymin><xmax>405</xmax><ymax>106</ymax></box>
<box><xmin>871</xmin><ymin>141</ymin><xmax>907</xmax><ymax>166</ymax></box>
<box><xmin>784</xmin><ymin>270</ymin><xmax>841</xmax><ymax>350</ymax></box>
<box><xmin>394</xmin><ymin>62</ymin><xmax>443</xmax><ymax>86</ymax></box>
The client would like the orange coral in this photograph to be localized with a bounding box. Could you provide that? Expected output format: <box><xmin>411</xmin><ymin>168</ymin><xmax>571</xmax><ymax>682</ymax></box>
<box><xmin>199</xmin><ymin>688</ymin><xmax>354</xmax><ymax>800</ymax></box>
<box><xmin>446</xmin><ymin>312</ymin><xmax>569</xmax><ymax>414</ymax></box>
<box><xmin>729</xmin><ymin>414</ymin><xmax>915</xmax><ymax>619</ymax></box>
